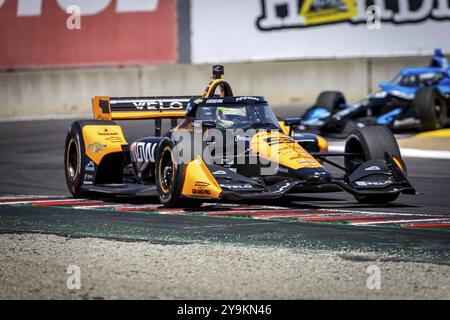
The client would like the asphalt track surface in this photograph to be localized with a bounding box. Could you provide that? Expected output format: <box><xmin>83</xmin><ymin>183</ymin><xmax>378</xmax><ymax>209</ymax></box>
<box><xmin>0</xmin><ymin>108</ymin><xmax>449</xmax><ymax>264</ymax></box>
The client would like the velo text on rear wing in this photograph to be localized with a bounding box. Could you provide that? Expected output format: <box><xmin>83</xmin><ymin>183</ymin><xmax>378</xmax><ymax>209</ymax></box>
<box><xmin>92</xmin><ymin>96</ymin><xmax>199</xmax><ymax>136</ymax></box>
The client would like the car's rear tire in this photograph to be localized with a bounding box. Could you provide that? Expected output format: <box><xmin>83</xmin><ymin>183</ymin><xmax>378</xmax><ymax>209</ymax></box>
<box><xmin>155</xmin><ymin>138</ymin><xmax>203</xmax><ymax>208</ymax></box>
<box><xmin>413</xmin><ymin>87</ymin><xmax>447</xmax><ymax>131</ymax></box>
<box><xmin>64</xmin><ymin>122</ymin><xmax>86</xmax><ymax>197</ymax></box>
<box><xmin>345</xmin><ymin>126</ymin><xmax>404</xmax><ymax>204</ymax></box>
<box><xmin>315</xmin><ymin>91</ymin><xmax>346</xmax><ymax>113</ymax></box>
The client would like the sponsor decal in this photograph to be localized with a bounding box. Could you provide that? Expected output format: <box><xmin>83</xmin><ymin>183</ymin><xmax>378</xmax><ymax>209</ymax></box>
<box><xmin>88</xmin><ymin>142</ymin><xmax>106</xmax><ymax>153</ymax></box>
<box><xmin>97</xmin><ymin>128</ymin><xmax>118</xmax><ymax>136</ymax></box>
<box><xmin>355</xmin><ymin>180</ymin><xmax>391</xmax><ymax>187</ymax></box>
<box><xmin>301</xmin><ymin>0</ymin><xmax>357</xmax><ymax>26</ymax></box>
<box><xmin>297</xmin><ymin>158</ymin><xmax>319</xmax><ymax>165</ymax></box>
<box><xmin>257</xmin><ymin>0</ymin><xmax>450</xmax><ymax>31</ymax></box>
<box><xmin>235</xmin><ymin>135</ymin><xmax>251</xmax><ymax>142</ymax></box>
<box><xmin>131</xmin><ymin>100</ymin><xmax>185</xmax><ymax>110</ymax></box>
<box><xmin>212</xmin><ymin>170</ymin><xmax>227</xmax><ymax>175</ymax></box>
<box><xmin>206</xmin><ymin>99</ymin><xmax>224</xmax><ymax>104</ymax></box>
<box><xmin>83</xmin><ymin>173</ymin><xmax>93</xmax><ymax>184</ymax></box>
<box><xmin>264</xmin><ymin>136</ymin><xmax>295</xmax><ymax>145</ymax></box>
<box><xmin>236</xmin><ymin>96</ymin><xmax>260</xmax><ymax>102</ymax></box>
<box><xmin>365</xmin><ymin>166</ymin><xmax>382</xmax><ymax>171</ymax></box>
<box><xmin>97</xmin><ymin>128</ymin><xmax>123</xmax><ymax>143</ymax></box>
<box><xmin>131</xmin><ymin>142</ymin><xmax>157</xmax><ymax>163</ymax></box>
<box><xmin>192</xmin><ymin>189</ymin><xmax>211</xmax><ymax>195</ymax></box>
<box><xmin>274</xmin><ymin>182</ymin><xmax>291</xmax><ymax>193</ymax></box>
<box><xmin>192</xmin><ymin>181</ymin><xmax>212</xmax><ymax>195</ymax></box>
<box><xmin>393</xmin><ymin>117</ymin><xmax>421</xmax><ymax>128</ymax></box>
<box><xmin>85</xmin><ymin>161</ymin><xmax>95</xmax><ymax>172</ymax></box>
<box><xmin>105</xmin><ymin>136</ymin><xmax>124</xmax><ymax>143</ymax></box>
<box><xmin>219</xmin><ymin>183</ymin><xmax>254</xmax><ymax>190</ymax></box>
<box><xmin>195</xmin><ymin>181</ymin><xmax>210</xmax><ymax>187</ymax></box>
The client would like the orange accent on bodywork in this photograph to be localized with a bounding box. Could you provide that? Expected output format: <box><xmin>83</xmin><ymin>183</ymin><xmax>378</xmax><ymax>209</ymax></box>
<box><xmin>317</xmin><ymin>135</ymin><xmax>329</xmax><ymax>153</ymax></box>
<box><xmin>181</xmin><ymin>157</ymin><xmax>222</xmax><ymax>199</ymax></box>
<box><xmin>82</xmin><ymin>125</ymin><xmax>128</xmax><ymax>165</ymax></box>
<box><xmin>202</xmin><ymin>79</ymin><xmax>233</xmax><ymax>98</ymax></box>
<box><xmin>250</xmin><ymin>131</ymin><xmax>323</xmax><ymax>170</ymax></box>
<box><xmin>92</xmin><ymin>96</ymin><xmax>112</xmax><ymax>121</ymax></box>
<box><xmin>392</xmin><ymin>156</ymin><xmax>405</xmax><ymax>173</ymax></box>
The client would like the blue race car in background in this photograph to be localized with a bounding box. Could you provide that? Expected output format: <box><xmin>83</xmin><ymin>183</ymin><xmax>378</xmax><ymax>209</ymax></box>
<box><xmin>300</xmin><ymin>49</ymin><xmax>450</xmax><ymax>135</ymax></box>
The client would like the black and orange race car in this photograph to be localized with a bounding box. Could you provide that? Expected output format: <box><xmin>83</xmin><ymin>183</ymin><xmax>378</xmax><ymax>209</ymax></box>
<box><xmin>64</xmin><ymin>65</ymin><xmax>415</xmax><ymax>207</ymax></box>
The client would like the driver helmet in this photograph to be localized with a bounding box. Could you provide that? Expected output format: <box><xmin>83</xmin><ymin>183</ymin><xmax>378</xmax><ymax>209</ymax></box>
<box><xmin>430</xmin><ymin>48</ymin><xmax>448</xmax><ymax>70</ymax></box>
<box><xmin>216</xmin><ymin>107</ymin><xmax>247</xmax><ymax>129</ymax></box>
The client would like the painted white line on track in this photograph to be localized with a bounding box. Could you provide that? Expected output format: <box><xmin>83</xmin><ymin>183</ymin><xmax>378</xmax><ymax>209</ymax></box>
<box><xmin>0</xmin><ymin>195</ymin><xmax>67</xmax><ymax>200</ymax></box>
<box><xmin>399</xmin><ymin>148</ymin><xmax>450</xmax><ymax>160</ymax></box>
<box><xmin>351</xmin><ymin>218</ymin><xmax>450</xmax><ymax>226</ymax></box>
<box><xmin>329</xmin><ymin>145</ymin><xmax>450</xmax><ymax>160</ymax></box>
<box><xmin>318</xmin><ymin>208</ymin><xmax>448</xmax><ymax>217</ymax></box>
<box><xmin>72</xmin><ymin>204</ymin><xmax>128</xmax><ymax>210</ymax></box>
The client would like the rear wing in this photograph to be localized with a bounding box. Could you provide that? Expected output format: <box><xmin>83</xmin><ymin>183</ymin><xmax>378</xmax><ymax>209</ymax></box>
<box><xmin>92</xmin><ymin>96</ymin><xmax>196</xmax><ymax>121</ymax></box>
<box><xmin>92</xmin><ymin>96</ymin><xmax>198</xmax><ymax>136</ymax></box>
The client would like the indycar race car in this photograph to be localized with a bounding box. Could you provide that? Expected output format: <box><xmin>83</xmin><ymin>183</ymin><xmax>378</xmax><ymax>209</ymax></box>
<box><xmin>65</xmin><ymin>65</ymin><xmax>415</xmax><ymax>207</ymax></box>
<box><xmin>300</xmin><ymin>49</ymin><xmax>450</xmax><ymax>135</ymax></box>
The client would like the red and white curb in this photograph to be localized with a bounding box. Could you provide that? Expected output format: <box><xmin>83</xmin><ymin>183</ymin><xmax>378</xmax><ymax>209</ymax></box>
<box><xmin>1</xmin><ymin>195</ymin><xmax>449</xmax><ymax>230</ymax></box>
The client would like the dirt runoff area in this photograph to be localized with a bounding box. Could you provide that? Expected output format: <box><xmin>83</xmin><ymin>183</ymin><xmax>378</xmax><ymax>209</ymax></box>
<box><xmin>0</xmin><ymin>233</ymin><xmax>449</xmax><ymax>300</ymax></box>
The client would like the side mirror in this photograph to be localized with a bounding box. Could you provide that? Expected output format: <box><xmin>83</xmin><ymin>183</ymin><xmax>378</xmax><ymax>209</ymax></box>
<box><xmin>284</xmin><ymin>117</ymin><xmax>302</xmax><ymax>126</ymax></box>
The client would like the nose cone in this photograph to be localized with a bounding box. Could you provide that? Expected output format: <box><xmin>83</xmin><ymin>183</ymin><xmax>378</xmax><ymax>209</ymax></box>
<box><xmin>295</xmin><ymin>167</ymin><xmax>331</xmax><ymax>184</ymax></box>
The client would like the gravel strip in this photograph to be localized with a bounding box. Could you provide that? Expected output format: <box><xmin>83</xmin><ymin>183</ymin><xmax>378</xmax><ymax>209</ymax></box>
<box><xmin>0</xmin><ymin>233</ymin><xmax>449</xmax><ymax>300</ymax></box>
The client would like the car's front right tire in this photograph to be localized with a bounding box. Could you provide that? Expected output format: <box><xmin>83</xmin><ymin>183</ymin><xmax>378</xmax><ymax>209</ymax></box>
<box><xmin>414</xmin><ymin>87</ymin><xmax>447</xmax><ymax>131</ymax></box>
<box><xmin>344</xmin><ymin>126</ymin><xmax>405</xmax><ymax>204</ymax></box>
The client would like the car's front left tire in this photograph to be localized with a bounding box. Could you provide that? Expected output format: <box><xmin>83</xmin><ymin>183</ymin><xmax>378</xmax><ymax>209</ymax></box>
<box><xmin>155</xmin><ymin>138</ymin><xmax>203</xmax><ymax>208</ymax></box>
